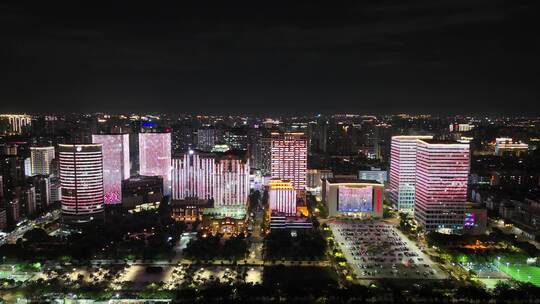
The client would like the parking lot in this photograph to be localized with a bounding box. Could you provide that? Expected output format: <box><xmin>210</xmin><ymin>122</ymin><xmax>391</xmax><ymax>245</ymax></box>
<box><xmin>330</xmin><ymin>220</ymin><xmax>446</xmax><ymax>280</ymax></box>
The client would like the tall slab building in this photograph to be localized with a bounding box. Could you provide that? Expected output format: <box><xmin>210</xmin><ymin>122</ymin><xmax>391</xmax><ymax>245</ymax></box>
<box><xmin>414</xmin><ymin>139</ymin><xmax>470</xmax><ymax>232</ymax></box>
<box><xmin>270</xmin><ymin>132</ymin><xmax>307</xmax><ymax>198</ymax></box>
<box><xmin>388</xmin><ymin>135</ymin><xmax>433</xmax><ymax>212</ymax></box>
<box><xmin>92</xmin><ymin>134</ymin><xmax>130</xmax><ymax>204</ymax></box>
<box><xmin>139</xmin><ymin>132</ymin><xmax>172</xmax><ymax>196</ymax></box>
<box><xmin>30</xmin><ymin>146</ymin><xmax>55</xmax><ymax>176</ymax></box>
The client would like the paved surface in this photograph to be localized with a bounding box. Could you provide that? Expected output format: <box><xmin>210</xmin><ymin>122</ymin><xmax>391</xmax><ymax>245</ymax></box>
<box><xmin>330</xmin><ymin>220</ymin><xmax>447</xmax><ymax>280</ymax></box>
<box><xmin>0</xmin><ymin>209</ymin><xmax>61</xmax><ymax>246</ymax></box>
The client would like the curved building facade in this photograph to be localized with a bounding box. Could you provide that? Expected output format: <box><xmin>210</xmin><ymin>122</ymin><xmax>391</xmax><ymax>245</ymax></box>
<box><xmin>58</xmin><ymin>144</ymin><xmax>104</xmax><ymax>222</ymax></box>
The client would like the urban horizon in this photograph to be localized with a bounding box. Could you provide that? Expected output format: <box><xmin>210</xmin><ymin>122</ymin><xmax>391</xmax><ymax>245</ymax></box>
<box><xmin>1</xmin><ymin>1</ymin><xmax>540</xmax><ymax>303</ymax></box>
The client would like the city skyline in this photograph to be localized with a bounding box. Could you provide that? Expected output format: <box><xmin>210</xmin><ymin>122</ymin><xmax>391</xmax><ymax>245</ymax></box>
<box><xmin>1</xmin><ymin>1</ymin><xmax>540</xmax><ymax>302</ymax></box>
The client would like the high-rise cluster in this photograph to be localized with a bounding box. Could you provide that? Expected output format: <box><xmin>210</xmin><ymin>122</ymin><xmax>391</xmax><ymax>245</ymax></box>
<box><xmin>389</xmin><ymin>136</ymin><xmax>470</xmax><ymax>232</ymax></box>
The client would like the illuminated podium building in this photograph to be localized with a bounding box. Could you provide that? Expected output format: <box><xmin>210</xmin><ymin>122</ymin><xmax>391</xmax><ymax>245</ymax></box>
<box><xmin>324</xmin><ymin>178</ymin><xmax>384</xmax><ymax>219</ymax></box>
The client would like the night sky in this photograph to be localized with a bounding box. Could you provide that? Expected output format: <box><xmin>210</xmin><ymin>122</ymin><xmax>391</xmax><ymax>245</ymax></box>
<box><xmin>1</xmin><ymin>1</ymin><xmax>539</xmax><ymax>115</ymax></box>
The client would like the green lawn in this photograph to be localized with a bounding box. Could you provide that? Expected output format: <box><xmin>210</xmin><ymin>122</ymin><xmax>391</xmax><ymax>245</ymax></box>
<box><xmin>497</xmin><ymin>264</ymin><xmax>540</xmax><ymax>287</ymax></box>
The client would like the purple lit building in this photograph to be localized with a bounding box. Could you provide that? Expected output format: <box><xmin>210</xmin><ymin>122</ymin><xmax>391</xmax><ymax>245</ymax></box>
<box><xmin>139</xmin><ymin>132</ymin><xmax>172</xmax><ymax>195</ymax></box>
<box><xmin>92</xmin><ymin>134</ymin><xmax>130</xmax><ymax>204</ymax></box>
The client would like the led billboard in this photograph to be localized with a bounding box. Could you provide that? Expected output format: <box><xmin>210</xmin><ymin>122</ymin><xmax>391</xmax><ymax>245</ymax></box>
<box><xmin>337</xmin><ymin>186</ymin><xmax>373</xmax><ymax>212</ymax></box>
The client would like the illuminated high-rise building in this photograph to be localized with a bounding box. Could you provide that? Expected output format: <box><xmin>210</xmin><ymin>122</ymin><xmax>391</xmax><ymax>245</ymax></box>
<box><xmin>30</xmin><ymin>146</ymin><xmax>55</xmax><ymax>176</ymax></box>
<box><xmin>139</xmin><ymin>132</ymin><xmax>172</xmax><ymax>196</ymax></box>
<box><xmin>414</xmin><ymin>139</ymin><xmax>470</xmax><ymax>232</ymax></box>
<box><xmin>259</xmin><ymin>136</ymin><xmax>272</xmax><ymax>175</ymax></box>
<box><xmin>223</xmin><ymin>128</ymin><xmax>248</xmax><ymax>150</ymax></box>
<box><xmin>24</xmin><ymin>157</ymin><xmax>31</xmax><ymax>177</ymax></box>
<box><xmin>25</xmin><ymin>186</ymin><xmax>37</xmax><ymax>216</ymax></box>
<box><xmin>270</xmin><ymin>132</ymin><xmax>307</xmax><ymax>198</ymax></box>
<box><xmin>197</xmin><ymin>128</ymin><xmax>223</xmax><ymax>151</ymax></box>
<box><xmin>30</xmin><ymin>175</ymin><xmax>51</xmax><ymax>210</ymax></box>
<box><xmin>388</xmin><ymin>135</ymin><xmax>433</xmax><ymax>212</ymax></box>
<box><xmin>269</xmin><ymin>179</ymin><xmax>296</xmax><ymax>215</ymax></box>
<box><xmin>172</xmin><ymin>150</ymin><xmax>215</xmax><ymax>200</ymax></box>
<box><xmin>0</xmin><ymin>114</ymin><xmax>32</xmax><ymax>135</ymax></box>
<box><xmin>494</xmin><ymin>137</ymin><xmax>528</xmax><ymax>156</ymax></box>
<box><xmin>449</xmin><ymin>123</ymin><xmax>474</xmax><ymax>132</ymax></box>
<box><xmin>213</xmin><ymin>151</ymin><xmax>250</xmax><ymax>207</ymax></box>
<box><xmin>58</xmin><ymin>144</ymin><xmax>104</xmax><ymax>222</ymax></box>
<box><xmin>92</xmin><ymin>134</ymin><xmax>130</xmax><ymax>204</ymax></box>
<box><xmin>172</xmin><ymin>123</ymin><xmax>195</xmax><ymax>153</ymax></box>
<box><xmin>172</xmin><ymin>150</ymin><xmax>250</xmax><ymax>207</ymax></box>
<box><xmin>0</xmin><ymin>155</ymin><xmax>26</xmax><ymax>198</ymax></box>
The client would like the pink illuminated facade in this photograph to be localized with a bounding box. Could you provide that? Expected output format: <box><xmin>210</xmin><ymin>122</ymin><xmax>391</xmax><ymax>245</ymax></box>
<box><xmin>58</xmin><ymin>144</ymin><xmax>104</xmax><ymax>221</ymax></box>
<box><xmin>139</xmin><ymin>132</ymin><xmax>172</xmax><ymax>195</ymax></box>
<box><xmin>269</xmin><ymin>179</ymin><xmax>297</xmax><ymax>215</ymax></box>
<box><xmin>414</xmin><ymin>139</ymin><xmax>470</xmax><ymax>232</ymax></box>
<box><xmin>92</xmin><ymin>134</ymin><xmax>130</xmax><ymax>204</ymax></box>
<box><xmin>389</xmin><ymin>135</ymin><xmax>433</xmax><ymax>212</ymax></box>
<box><xmin>214</xmin><ymin>155</ymin><xmax>250</xmax><ymax>207</ymax></box>
<box><xmin>270</xmin><ymin>132</ymin><xmax>307</xmax><ymax>198</ymax></box>
<box><xmin>172</xmin><ymin>151</ymin><xmax>214</xmax><ymax>200</ymax></box>
<box><xmin>172</xmin><ymin>150</ymin><xmax>250</xmax><ymax>207</ymax></box>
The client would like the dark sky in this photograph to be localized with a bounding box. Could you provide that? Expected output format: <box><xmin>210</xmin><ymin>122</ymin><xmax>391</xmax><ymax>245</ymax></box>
<box><xmin>1</xmin><ymin>1</ymin><xmax>539</xmax><ymax>115</ymax></box>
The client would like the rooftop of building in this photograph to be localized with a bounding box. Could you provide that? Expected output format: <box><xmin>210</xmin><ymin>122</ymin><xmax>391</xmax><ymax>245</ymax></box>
<box><xmin>124</xmin><ymin>174</ymin><xmax>163</xmax><ymax>182</ymax></box>
<box><xmin>173</xmin><ymin>148</ymin><xmax>248</xmax><ymax>160</ymax></box>
<box><xmin>171</xmin><ymin>198</ymin><xmax>214</xmax><ymax>208</ymax></box>
<box><xmin>326</xmin><ymin>178</ymin><xmax>382</xmax><ymax>185</ymax></box>
<box><xmin>270</xmin><ymin>131</ymin><xmax>306</xmax><ymax>137</ymax></box>
<box><xmin>91</xmin><ymin>133</ymin><xmax>130</xmax><ymax>136</ymax></box>
<box><xmin>418</xmin><ymin>138</ymin><xmax>469</xmax><ymax>145</ymax></box>
<box><xmin>392</xmin><ymin>135</ymin><xmax>433</xmax><ymax>139</ymax></box>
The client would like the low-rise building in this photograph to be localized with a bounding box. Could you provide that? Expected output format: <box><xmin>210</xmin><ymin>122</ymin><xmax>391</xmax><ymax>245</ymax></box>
<box><xmin>122</xmin><ymin>175</ymin><xmax>163</xmax><ymax>209</ymax></box>
<box><xmin>463</xmin><ymin>202</ymin><xmax>488</xmax><ymax>235</ymax></box>
<box><xmin>201</xmin><ymin>216</ymin><xmax>247</xmax><ymax>237</ymax></box>
<box><xmin>324</xmin><ymin>178</ymin><xmax>384</xmax><ymax>219</ymax></box>
<box><xmin>358</xmin><ymin>168</ymin><xmax>387</xmax><ymax>184</ymax></box>
<box><xmin>269</xmin><ymin>212</ymin><xmax>313</xmax><ymax>230</ymax></box>
<box><xmin>171</xmin><ymin>198</ymin><xmax>213</xmax><ymax>223</ymax></box>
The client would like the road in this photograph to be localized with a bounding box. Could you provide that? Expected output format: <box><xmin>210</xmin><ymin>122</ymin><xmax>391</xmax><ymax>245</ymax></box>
<box><xmin>490</xmin><ymin>219</ymin><xmax>540</xmax><ymax>249</ymax></box>
<box><xmin>247</xmin><ymin>208</ymin><xmax>265</xmax><ymax>263</ymax></box>
<box><xmin>0</xmin><ymin>209</ymin><xmax>61</xmax><ymax>246</ymax></box>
